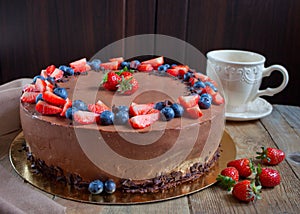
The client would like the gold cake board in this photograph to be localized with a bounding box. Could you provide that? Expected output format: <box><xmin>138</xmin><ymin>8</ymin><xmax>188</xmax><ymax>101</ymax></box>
<box><xmin>9</xmin><ymin>131</ymin><xmax>236</xmax><ymax>205</ymax></box>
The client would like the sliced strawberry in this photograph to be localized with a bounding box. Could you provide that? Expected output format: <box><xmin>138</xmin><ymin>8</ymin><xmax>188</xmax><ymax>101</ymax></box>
<box><xmin>42</xmin><ymin>91</ymin><xmax>66</xmax><ymax>106</ymax></box>
<box><xmin>46</xmin><ymin>65</ymin><xmax>56</xmax><ymax>76</ymax></box>
<box><xmin>35</xmin><ymin>100</ymin><xmax>62</xmax><ymax>115</ymax></box>
<box><xmin>100</xmin><ymin>61</ymin><xmax>119</xmax><ymax>70</ymax></box>
<box><xmin>50</xmin><ymin>68</ymin><xmax>64</xmax><ymax>81</ymax></box>
<box><xmin>141</xmin><ymin>56</ymin><xmax>164</xmax><ymax>69</ymax></box>
<box><xmin>204</xmin><ymin>85</ymin><xmax>217</xmax><ymax>97</ymax></box>
<box><xmin>70</xmin><ymin>58</ymin><xmax>89</xmax><ymax>72</ymax></box>
<box><xmin>20</xmin><ymin>92</ymin><xmax>40</xmax><ymax>103</ymax></box>
<box><xmin>129</xmin><ymin>113</ymin><xmax>159</xmax><ymax>129</ymax></box>
<box><xmin>129</xmin><ymin>102</ymin><xmax>154</xmax><ymax>116</ymax></box>
<box><xmin>109</xmin><ymin>57</ymin><xmax>124</xmax><ymax>68</ymax></box>
<box><xmin>35</xmin><ymin>78</ymin><xmax>47</xmax><ymax>92</ymax></box>
<box><xmin>137</xmin><ymin>63</ymin><xmax>153</xmax><ymax>72</ymax></box>
<box><xmin>166</xmin><ymin>68</ymin><xmax>179</xmax><ymax>77</ymax></box>
<box><xmin>186</xmin><ymin>105</ymin><xmax>203</xmax><ymax>119</ymax></box>
<box><xmin>73</xmin><ymin>110</ymin><xmax>100</xmax><ymax>124</ymax></box>
<box><xmin>178</xmin><ymin>94</ymin><xmax>199</xmax><ymax>109</ymax></box>
<box><xmin>212</xmin><ymin>92</ymin><xmax>224</xmax><ymax>105</ymax></box>
<box><xmin>172</xmin><ymin>65</ymin><xmax>189</xmax><ymax>77</ymax></box>
<box><xmin>40</xmin><ymin>70</ymin><xmax>48</xmax><ymax>79</ymax></box>
<box><xmin>60</xmin><ymin>98</ymin><xmax>72</xmax><ymax>117</ymax></box>
<box><xmin>194</xmin><ymin>72</ymin><xmax>209</xmax><ymax>82</ymax></box>
<box><xmin>88</xmin><ymin>100</ymin><xmax>110</xmax><ymax>114</ymax></box>
<box><xmin>45</xmin><ymin>80</ymin><xmax>55</xmax><ymax>92</ymax></box>
<box><xmin>188</xmin><ymin>77</ymin><xmax>198</xmax><ymax>86</ymax></box>
<box><xmin>22</xmin><ymin>84</ymin><xmax>36</xmax><ymax>92</ymax></box>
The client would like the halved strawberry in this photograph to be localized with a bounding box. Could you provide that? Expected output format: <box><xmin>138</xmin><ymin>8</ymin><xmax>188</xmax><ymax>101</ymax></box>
<box><xmin>129</xmin><ymin>102</ymin><xmax>154</xmax><ymax>116</ymax></box>
<box><xmin>70</xmin><ymin>58</ymin><xmax>89</xmax><ymax>72</ymax></box>
<box><xmin>60</xmin><ymin>98</ymin><xmax>72</xmax><ymax>117</ymax></box>
<box><xmin>186</xmin><ymin>105</ymin><xmax>203</xmax><ymax>119</ymax></box>
<box><xmin>178</xmin><ymin>94</ymin><xmax>199</xmax><ymax>109</ymax></box>
<box><xmin>20</xmin><ymin>92</ymin><xmax>40</xmax><ymax>103</ymax></box>
<box><xmin>188</xmin><ymin>77</ymin><xmax>198</xmax><ymax>86</ymax></box>
<box><xmin>88</xmin><ymin>100</ymin><xmax>110</xmax><ymax>114</ymax></box>
<box><xmin>40</xmin><ymin>70</ymin><xmax>48</xmax><ymax>79</ymax></box>
<box><xmin>50</xmin><ymin>68</ymin><xmax>64</xmax><ymax>81</ymax></box>
<box><xmin>137</xmin><ymin>63</ymin><xmax>153</xmax><ymax>72</ymax></box>
<box><xmin>129</xmin><ymin>113</ymin><xmax>159</xmax><ymax>129</ymax></box>
<box><xmin>172</xmin><ymin>65</ymin><xmax>189</xmax><ymax>77</ymax></box>
<box><xmin>141</xmin><ymin>56</ymin><xmax>164</xmax><ymax>69</ymax></box>
<box><xmin>166</xmin><ymin>68</ymin><xmax>179</xmax><ymax>77</ymax></box>
<box><xmin>212</xmin><ymin>92</ymin><xmax>224</xmax><ymax>105</ymax></box>
<box><xmin>109</xmin><ymin>57</ymin><xmax>124</xmax><ymax>68</ymax></box>
<box><xmin>45</xmin><ymin>65</ymin><xmax>56</xmax><ymax>76</ymax></box>
<box><xmin>35</xmin><ymin>78</ymin><xmax>47</xmax><ymax>92</ymax></box>
<box><xmin>45</xmin><ymin>80</ymin><xmax>55</xmax><ymax>92</ymax></box>
<box><xmin>194</xmin><ymin>72</ymin><xmax>209</xmax><ymax>82</ymax></box>
<box><xmin>42</xmin><ymin>91</ymin><xmax>67</xmax><ymax>106</ymax></box>
<box><xmin>35</xmin><ymin>100</ymin><xmax>63</xmax><ymax>115</ymax></box>
<box><xmin>204</xmin><ymin>85</ymin><xmax>217</xmax><ymax>97</ymax></box>
<box><xmin>73</xmin><ymin>110</ymin><xmax>100</xmax><ymax>125</ymax></box>
<box><xmin>22</xmin><ymin>84</ymin><xmax>36</xmax><ymax>92</ymax></box>
<box><xmin>100</xmin><ymin>61</ymin><xmax>119</xmax><ymax>70</ymax></box>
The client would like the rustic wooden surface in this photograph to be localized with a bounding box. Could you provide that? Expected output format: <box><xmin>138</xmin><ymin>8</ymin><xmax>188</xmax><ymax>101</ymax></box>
<box><xmin>1</xmin><ymin>104</ymin><xmax>299</xmax><ymax>213</ymax></box>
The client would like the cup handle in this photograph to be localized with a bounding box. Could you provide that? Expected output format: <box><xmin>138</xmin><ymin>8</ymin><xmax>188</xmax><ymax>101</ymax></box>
<box><xmin>254</xmin><ymin>65</ymin><xmax>289</xmax><ymax>99</ymax></box>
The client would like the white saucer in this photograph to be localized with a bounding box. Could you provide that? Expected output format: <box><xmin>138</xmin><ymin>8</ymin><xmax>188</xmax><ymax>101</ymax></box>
<box><xmin>225</xmin><ymin>98</ymin><xmax>273</xmax><ymax>121</ymax></box>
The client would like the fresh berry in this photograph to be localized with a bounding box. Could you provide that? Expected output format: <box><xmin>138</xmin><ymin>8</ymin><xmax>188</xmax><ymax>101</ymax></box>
<box><xmin>141</xmin><ymin>56</ymin><xmax>164</xmax><ymax>69</ymax></box>
<box><xmin>40</xmin><ymin>69</ymin><xmax>48</xmax><ymax>79</ymax></box>
<box><xmin>50</xmin><ymin>68</ymin><xmax>64</xmax><ymax>81</ymax></box>
<box><xmin>193</xmin><ymin>72</ymin><xmax>209</xmax><ymax>82</ymax></box>
<box><xmin>154</xmin><ymin>101</ymin><xmax>166</xmax><ymax>111</ymax></box>
<box><xmin>217</xmin><ymin>167</ymin><xmax>239</xmax><ymax>190</ymax></box>
<box><xmin>114</xmin><ymin>110</ymin><xmax>129</xmax><ymax>125</ymax></box>
<box><xmin>35</xmin><ymin>93</ymin><xmax>43</xmax><ymax>103</ymax></box>
<box><xmin>20</xmin><ymin>92</ymin><xmax>40</xmax><ymax>103</ymax></box>
<box><xmin>129</xmin><ymin>60</ymin><xmax>141</xmax><ymax>69</ymax></box>
<box><xmin>198</xmin><ymin>94</ymin><xmax>212</xmax><ymax>109</ymax></box>
<box><xmin>109</xmin><ymin>57</ymin><xmax>124</xmax><ymax>68</ymax></box>
<box><xmin>100</xmin><ymin>110</ymin><xmax>114</xmax><ymax>125</ymax></box>
<box><xmin>119</xmin><ymin>71</ymin><xmax>133</xmax><ymax>78</ymax></box>
<box><xmin>193</xmin><ymin>81</ymin><xmax>206</xmax><ymax>89</ymax></box>
<box><xmin>170</xmin><ymin>103</ymin><xmax>184</xmax><ymax>117</ymax></box>
<box><xmin>205</xmin><ymin>81</ymin><xmax>218</xmax><ymax>92</ymax></box>
<box><xmin>183</xmin><ymin>72</ymin><xmax>192</xmax><ymax>82</ymax></box>
<box><xmin>186</xmin><ymin>105</ymin><xmax>203</xmax><ymax>119</ymax></box>
<box><xmin>220</xmin><ymin>167</ymin><xmax>239</xmax><ymax>182</ymax></box>
<box><xmin>227</xmin><ymin>158</ymin><xmax>254</xmax><ymax>178</ymax></box>
<box><xmin>137</xmin><ymin>63</ymin><xmax>153</xmax><ymax>72</ymax></box>
<box><xmin>70</xmin><ymin>58</ymin><xmax>90</xmax><ymax>72</ymax></box>
<box><xmin>178</xmin><ymin>94</ymin><xmax>199</xmax><ymax>109</ymax></box>
<box><xmin>22</xmin><ymin>83</ymin><xmax>36</xmax><ymax>92</ymax></box>
<box><xmin>87</xmin><ymin>59</ymin><xmax>101</xmax><ymax>71</ymax></box>
<box><xmin>59</xmin><ymin>65</ymin><xmax>74</xmax><ymax>76</ymax></box>
<box><xmin>257</xmin><ymin>166</ymin><xmax>281</xmax><ymax>187</ymax></box>
<box><xmin>65</xmin><ymin>107</ymin><xmax>78</xmax><ymax>120</ymax></box>
<box><xmin>158</xmin><ymin>65</ymin><xmax>167</xmax><ymax>72</ymax></box>
<box><xmin>73</xmin><ymin>110</ymin><xmax>100</xmax><ymax>124</ymax></box>
<box><xmin>60</xmin><ymin>98</ymin><xmax>72</xmax><ymax>117</ymax></box>
<box><xmin>212</xmin><ymin>92</ymin><xmax>224</xmax><ymax>105</ymax></box>
<box><xmin>35</xmin><ymin>78</ymin><xmax>47</xmax><ymax>92</ymax></box>
<box><xmin>33</xmin><ymin>75</ymin><xmax>46</xmax><ymax>83</ymax></box>
<box><xmin>121</xmin><ymin>61</ymin><xmax>130</xmax><ymax>68</ymax></box>
<box><xmin>88</xmin><ymin>100</ymin><xmax>110</xmax><ymax>114</ymax></box>
<box><xmin>42</xmin><ymin>91</ymin><xmax>67</xmax><ymax>106</ymax></box>
<box><xmin>102</xmin><ymin>71</ymin><xmax>122</xmax><ymax>91</ymax></box>
<box><xmin>72</xmin><ymin>100</ymin><xmax>88</xmax><ymax>111</ymax></box>
<box><xmin>112</xmin><ymin>105</ymin><xmax>129</xmax><ymax>113</ymax></box>
<box><xmin>35</xmin><ymin>100</ymin><xmax>63</xmax><ymax>115</ymax></box>
<box><xmin>166</xmin><ymin>68</ymin><xmax>179</xmax><ymax>77</ymax></box>
<box><xmin>46</xmin><ymin>77</ymin><xmax>56</xmax><ymax>85</ymax></box>
<box><xmin>232</xmin><ymin>180</ymin><xmax>261</xmax><ymax>202</ymax></box>
<box><xmin>172</xmin><ymin>65</ymin><xmax>189</xmax><ymax>78</ymax></box>
<box><xmin>256</xmin><ymin>146</ymin><xmax>285</xmax><ymax>165</ymax></box>
<box><xmin>117</xmin><ymin>76</ymin><xmax>139</xmax><ymax>95</ymax></box>
<box><xmin>53</xmin><ymin>87</ymin><xmax>68</xmax><ymax>100</ymax></box>
<box><xmin>88</xmin><ymin>180</ymin><xmax>104</xmax><ymax>195</ymax></box>
<box><xmin>160</xmin><ymin>107</ymin><xmax>175</xmax><ymax>121</ymax></box>
<box><xmin>104</xmin><ymin>179</ymin><xmax>116</xmax><ymax>194</ymax></box>
<box><xmin>100</xmin><ymin>61</ymin><xmax>119</xmax><ymax>70</ymax></box>
<box><xmin>129</xmin><ymin>102</ymin><xmax>154</xmax><ymax>116</ymax></box>
<box><xmin>129</xmin><ymin>113</ymin><xmax>159</xmax><ymax>129</ymax></box>
<box><xmin>45</xmin><ymin>65</ymin><xmax>56</xmax><ymax>76</ymax></box>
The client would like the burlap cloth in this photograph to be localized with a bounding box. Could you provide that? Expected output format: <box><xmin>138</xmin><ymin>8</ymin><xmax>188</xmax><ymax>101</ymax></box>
<box><xmin>0</xmin><ymin>79</ymin><xmax>66</xmax><ymax>214</ymax></box>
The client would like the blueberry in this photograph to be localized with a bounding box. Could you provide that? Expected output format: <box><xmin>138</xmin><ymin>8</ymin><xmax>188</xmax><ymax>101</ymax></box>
<box><xmin>33</xmin><ymin>75</ymin><xmax>45</xmax><ymax>83</ymax></box>
<box><xmin>121</xmin><ymin>61</ymin><xmax>130</xmax><ymax>68</ymax></box>
<box><xmin>35</xmin><ymin>93</ymin><xmax>43</xmax><ymax>103</ymax></box>
<box><xmin>160</xmin><ymin>107</ymin><xmax>175</xmax><ymax>121</ymax></box>
<box><xmin>171</xmin><ymin>64</ymin><xmax>177</xmax><ymax>67</ymax></box>
<box><xmin>100</xmin><ymin>110</ymin><xmax>114</xmax><ymax>125</ymax></box>
<box><xmin>158</xmin><ymin>65</ymin><xmax>167</xmax><ymax>72</ymax></box>
<box><xmin>88</xmin><ymin>59</ymin><xmax>101</xmax><ymax>70</ymax></box>
<box><xmin>88</xmin><ymin>180</ymin><xmax>104</xmax><ymax>195</ymax></box>
<box><xmin>114</xmin><ymin>111</ymin><xmax>129</xmax><ymax>125</ymax></box>
<box><xmin>170</xmin><ymin>103</ymin><xmax>184</xmax><ymax>117</ymax></box>
<box><xmin>183</xmin><ymin>72</ymin><xmax>192</xmax><ymax>82</ymax></box>
<box><xmin>65</xmin><ymin>107</ymin><xmax>78</xmax><ymax>120</ymax></box>
<box><xmin>104</xmin><ymin>179</ymin><xmax>116</xmax><ymax>194</ymax></box>
<box><xmin>72</xmin><ymin>100</ymin><xmax>88</xmax><ymax>111</ymax></box>
<box><xmin>201</xmin><ymin>93</ymin><xmax>212</xmax><ymax>102</ymax></box>
<box><xmin>46</xmin><ymin>77</ymin><xmax>56</xmax><ymax>85</ymax></box>
<box><xmin>53</xmin><ymin>87</ymin><xmax>68</xmax><ymax>99</ymax></box>
<box><xmin>154</xmin><ymin>101</ymin><xmax>166</xmax><ymax>110</ymax></box>
<box><xmin>130</xmin><ymin>60</ymin><xmax>140</xmax><ymax>69</ymax></box>
<box><xmin>205</xmin><ymin>82</ymin><xmax>218</xmax><ymax>92</ymax></box>
<box><xmin>164</xmin><ymin>64</ymin><xmax>171</xmax><ymax>69</ymax></box>
<box><xmin>199</xmin><ymin>94</ymin><xmax>212</xmax><ymax>109</ymax></box>
<box><xmin>113</xmin><ymin>105</ymin><xmax>129</xmax><ymax>113</ymax></box>
<box><xmin>193</xmin><ymin>81</ymin><xmax>206</xmax><ymax>89</ymax></box>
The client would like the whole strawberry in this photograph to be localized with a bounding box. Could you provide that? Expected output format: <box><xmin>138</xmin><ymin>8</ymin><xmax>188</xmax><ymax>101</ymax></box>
<box><xmin>217</xmin><ymin>167</ymin><xmax>239</xmax><ymax>190</ymax></box>
<box><xmin>227</xmin><ymin>158</ymin><xmax>254</xmax><ymax>178</ymax></box>
<box><xmin>102</xmin><ymin>71</ymin><xmax>121</xmax><ymax>91</ymax></box>
<box><xmin>232</xmin><ymin>180</ymin><xmax>261</xmax><ymax>202</ymax></box>
<box><xmin>117</xmin><ymin>76</ymin><xmax>139</xmax><ymax>95</ymax></box>
<box><xmin>257</xmin><ymin>166</ymin><xmax>281</xmax><ymax>187</ymax></box>
<box><xmin>256</xmin><ymin>146</ymin><xmax>285</xmax><ymax>165</ymax></box>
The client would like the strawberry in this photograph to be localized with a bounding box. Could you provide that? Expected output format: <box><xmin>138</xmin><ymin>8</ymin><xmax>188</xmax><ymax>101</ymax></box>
<box><xmin>188</xmin><ymin>77</ymin><xmax>198</xmax><ymax>86</ymax></box>
<box><xmin>212</xmin><ymin>92</ymin><xmax>225</xmax><ymax>105</ymax></box>
<box><xmin>20</xmin><ymin>92</ymin><xmax>40</xmax><ymax>103</ymax></box>
<box><xmin>22</xmin><ymin>84</ymin><xmax>36</xmax><ymax>92</ymax></box>
<box><xmin>204</xmin><ymin>85</ymin><xmax>217</xmax><ymax>97</ymax></box>
<box><xmin>141</xmin><ymin>56</ymin><xmax>164</xmax><ymax>69</ymax></box>
<box><xmin>35</xmin><ymin>100</ymin><xmax>63</xmax><ymax>115</ymax></box>
<box><xmin>178</xmin><ymin>94</ymin><xmax>199</xmax><ymax>109</ymax></box>
<box><xmin>166</xmin><ymin>68</ymin><xmax>179</xmax><ymax>77</ymax></box>
<box><xmin>42</xmin><ymin>91</ymin><xmax>67</xmax><ymax>106</ymax></box>
<box><xmin>217</xmin><ymin>167</ymin><xmax>239</xmax><ymax>190</ymax></box>
<box><xmin>117</xmin><ymin>76</ymin><xmax>139</xmax><ymax>95</ymax></box>
<box><xmin>232</xmin><ymin>180</ymin><xmax>261</xmax><ymax>202</ymax></box>
<box><xmin>60</xmin><ymin>98</ymin><xmax>72</xmax><ymax>117</ymax></box>
<box><xmin>100</xmin><ymin>61</ymin><xmax>119</xmax><ymax>70</ymax></box>
<box><xmin>102</xmin><ymin>71</ymin><xmax>122</xmax><ymax>91</ymax></box>
<box><xmin>50</xmin><ymin>68</ymin><xmax>64</xmax><ymax>81</ymax></box>
<box><xmin>118</xmin><ymin>71</ymin><xmax>133</xmax><ymax>78</ymax></box>
<box><xmin>40</xmin><ymin>70</ymin><xmax>48</xmax><ymax>79</ymax></box>
<box><xmin>227</xmin><ymin>158</ymin><xmax>254</xmax><ymax>178</ymax></box>
<box><xmin>129</xmin><ymin>102</ymin><xmax>154</xmax><ymax>116</ymax></box>
<box><xmin>172</xmin><ymin>65</ymin><xmax>190</xmax><ymax>77</ymax></box>
<box><xmin>256</xmin><ymin>165</ymin><xmax>281</xmax><ymax>187</ymax></box>
<box><xmin>88</xmin><ymin>100</ymin><xmax>110</xmax><ymax>114</ymax></box>
<box><xmin>129</xmin><ymin>113</ymin><xmax>159</xmax><ymax>129</ymax></box>
<box><xmin>185</xmin><ymin>105</ymin><xmax>203</xmax><ymax>119</ymax></box>
<box><xmin>109</xmin><ymin>57</ymin><xmax>124</xmax><ymax>68</ymax></box>
<box><xmin>137</xmin><ymin>63</ymin><xmax>153</xmax><ymax>72</ymax></box>
<box><xmin>70</xmin><ymin>58</ymin><xmax>90</xmax><ymax>72</ymax></box>
<box><xmin>194</xmin><ymin>72</ymin><xmax>209</xmax><ymax>82</ymax></box>
<box><xmin>256</xmin><ymin>146</ymin><xmax>285</xmax><ymax>165</ymax></box>
<box><xmin>35</xmin><ymin>78</ymin><xmax>47</xmax><ymax>92</ymax></box>
<box><xmin>45</xmin><ymin>65</ymin><xmax>56</xmax><ymax>76</ymax></box>
<box><xmin>73</xmin><ymin>110</ymin><xmax>100</xmax><ymax>125</ymax></box>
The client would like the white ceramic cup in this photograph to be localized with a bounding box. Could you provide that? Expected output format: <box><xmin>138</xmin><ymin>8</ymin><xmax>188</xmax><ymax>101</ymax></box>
<box><xmin>206</xmin><ymin>50</ymin><xmax>289</xmax><ymax>113</ymax></box>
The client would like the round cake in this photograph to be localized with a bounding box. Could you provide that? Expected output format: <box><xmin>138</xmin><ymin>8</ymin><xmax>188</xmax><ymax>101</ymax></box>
<box><xmin>20</xmin><ymin>56</ymin><xmax>225</xmax><ymax>193</ymax></box>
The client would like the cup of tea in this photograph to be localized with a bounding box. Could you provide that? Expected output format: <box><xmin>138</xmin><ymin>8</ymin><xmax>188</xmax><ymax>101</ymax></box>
<box><xmin>206</xmin><ymin>50</ymin><xmax>289</xmax><ymax>115</ymax></box>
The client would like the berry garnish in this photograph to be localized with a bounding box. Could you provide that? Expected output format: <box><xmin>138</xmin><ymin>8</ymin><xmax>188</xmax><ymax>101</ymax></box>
<box><xmin>101</xmin><ymin>71</ymin><xmax>122</xmax><ymax>91</ymax></box>
<box><xmin>50</xmin><ymin>68</ymin><xmax>64</xmax><ymax>81</ymax></box>
<box><xmin>137</xmin><ymin>63</ymin><xmax>153</xmax><ymax>72</ymax></box>
<box><xmin>35</xmin><ymin>100</ymin><xmax>63</xmax><ymax>115</ymax></box>
<box><xmin>232</xmin><ymin>180</ymin><xmax>261</xmax><ymax>202</ymax></box>
<box><xmin>21</xmin><ymin>92</ymin><xmax>40</xmax><ymax>103</ymax></box>
<box><xmin>129</xmin><ymin>60</ymin><xmax>141</xmax><ymax>69</ymax></box>
<box><xmin>72</xmin><ymin>100</ymin><xmax>88</xmax><ymax>111</ymax></box>
<box><xmin>198</xmin><ymin>93</ymin><xmax>212</xmax><ymax>109</ymax></box>
<box><xmin>256</xmin><ymin>146</ymin><xmax>285</xmax><ymax>165</ymax></box>
<box><xmin>170</xmin><ymin>103</ymin><xmax>184</xmax><ymax>118</ymax></box>
<box><xmin>160</xmin><ymin>107</ymin><xmax>175</xmax><ymax>121</ymax></box>
<box><xmin>129</xmin><ymin>102</ymin><xmax>155</xmax><ymax>116</ymax></box>
<box><xmin>104</xmin><ymin>179</ymin><xmax>116</xmax><ymax>194</ymax></box>
<box><xmin>73</xmin><ymin>110</ymin><xmax>100</xmax><ymax>125</ymax></box>
<box><xmin>87</xmin><ymin>59</ymin><xmax>101</xmax><ymax>71</ymax></box>
<box><xmin>100</xmin><ymin>110</ymin><xmax>114</xmax><ymax>125</ymax></box>
<box><xmin>217</xmin><ymin>167</ymin><xmax>239</xmax><ymax>191</ymax></box>
<box><xmin>88</xmin><ymin>100</ymin><xmax>110</xmax><ymax>114</ymax></box>
<box><xmin>256</xmin><ymin>165</ymin><xmax>281</xmax><ymax>187</ymax></box>
<box><xmin>154</xmin><ymin>101</ymin><xmax>166</xmax><ymax>111</ymax></box>
<box><xmin>141</xmin><ymin>56</ymin><xmax>164</xmax><ymax>69</ymax></box>
<box><xmin>88</xmin><ymin>180</ymin><xmax>104</xmax><ymax>195</ymax></box>
<box><xmin>114</xmin><ymin>110</ymin><xmax>129</xmax><ymax>125</ymax></box>
<box><xmin>100</xmin><ymin>61</ymin><xmax>119</xmax><ymax>70</ymax></box>
<box><xmin>35</xmin><ymin>78</ymin><xmax>47</xmax><ymax>92</ymax></box>
<box><xmin>185</xmin><ymin>105</ymin><xmax>203</xmax><ymax>119</ymax></box>
<box><xmin>60</xmin><ymin>98</ymin><xmax>72</xmax><ymax>117</ymax></box>
<box><xmin>178</xmin><ymin>94</ymin><xmax>200</xmax><ymax>109</ymax></box>
<box><xmin>42</xmin><ymin>91</ymin><xmax>67</xmax><ymax>106</ymax></box>
<box><xmin>193</xmin><ymin>81</ymin><xmax>206</xmax><ymax>89</ymax></box>
<box><xmin>129</xmin><ymin>112</ymin><xmax>160</xmax><ymax>129</ymax></box>
<box><xmin>227</xmin><ymin>158</ymin><xmax>254</xmax><ymax>178</ymax></box>
<box><xmin>117</xmin><ymin>76</ymin><xmax>139</xmax><ymax>95</ymax></box>
<box><xmin>59</xmin><ymin>65</ymin><xmax>75</xmax><ymax>76</ymax></box>
<box><xmin>53</xmin><ymin>87</ymin><xmax>68</xmax><ymax>100</ymax></box>
<box><xmin>70</xmin><ymin>58</ymin><xmax>90</xmax><ymax>73</ymax></box>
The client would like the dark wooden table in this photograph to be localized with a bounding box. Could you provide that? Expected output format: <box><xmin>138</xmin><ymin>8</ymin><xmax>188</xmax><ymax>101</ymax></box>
<box><xmin>1</xmin><ymin>105</ymin><xmax>299</xmax><ymax>213</ymax></box>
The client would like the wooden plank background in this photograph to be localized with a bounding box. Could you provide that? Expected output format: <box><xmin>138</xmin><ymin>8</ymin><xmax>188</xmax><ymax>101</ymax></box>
<box><xmin>0</xmin><ymin>0</ymin><xmax>299</xmax><ymax>106</ymax></box>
